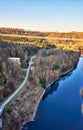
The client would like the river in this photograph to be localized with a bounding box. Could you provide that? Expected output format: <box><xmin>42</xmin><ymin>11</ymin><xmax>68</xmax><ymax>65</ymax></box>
<box><xmin>23</xmin><ymin>55</ymin><xmax>83</xmax><ymax>130</ymax></box>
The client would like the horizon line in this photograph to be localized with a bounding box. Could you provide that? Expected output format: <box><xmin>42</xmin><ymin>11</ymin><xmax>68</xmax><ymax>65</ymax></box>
<box><xmin>0</xmin><ymin>26</ymin><xmax>83</xmax><ymax>33</ymax></box>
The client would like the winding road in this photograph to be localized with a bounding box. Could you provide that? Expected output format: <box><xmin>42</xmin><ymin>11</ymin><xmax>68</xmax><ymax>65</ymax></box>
<box><xmin>0</xmin><ymin>55</ymin><xmax>36</xmax><ymax>117</ymax></box>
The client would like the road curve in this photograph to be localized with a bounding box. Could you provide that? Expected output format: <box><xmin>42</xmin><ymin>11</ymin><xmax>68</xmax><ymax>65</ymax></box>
<box><xmin>0</xmin><ymin>55</ymin><xmax>36</xmax><ymax>117</ymax></box>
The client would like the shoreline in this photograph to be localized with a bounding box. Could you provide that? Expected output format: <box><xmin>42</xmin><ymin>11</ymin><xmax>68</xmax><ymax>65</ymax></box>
<box><xmin>22</xmin><ymin>58</ymin><xmax>79</xmax><ymax>129</ymax></box>
<box><xmin>22</xmin><ymin>88</ymin><xmax>45</xmax><ymax>129</ymax></box>
<box><xmin>2</xmin><ymin>51</ymin><xmax>80</xmax><ymax>130</ymax></box>
<box><xmin>60</xmin><ymin>68</ymin><xmax>73</xmax><ymax>77</ymax></box>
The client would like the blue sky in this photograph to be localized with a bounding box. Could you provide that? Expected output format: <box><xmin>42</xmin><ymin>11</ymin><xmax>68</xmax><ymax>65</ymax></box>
<box><xmin>0</xmin><ymin>0</ymin><xmax>83</xmax><ymax>32</ymax></box>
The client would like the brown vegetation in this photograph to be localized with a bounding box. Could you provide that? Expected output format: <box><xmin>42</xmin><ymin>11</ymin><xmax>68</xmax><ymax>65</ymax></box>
<box><xmin>2</xmin><ymin>49</ymin><xmax>79</xmax><ymax>130</ymax></box>
<box><xmin>0</xmin><ymin>41</ymin><xmax>40</xmax><ymax>103</ymax></box>
<box><xmin>0</xmin><ymin>27</ymin><xmax>83</xmax><ymax>53</ymax></box>
<box><xmin>0</xmin><ymin>28</ymin><xmax>81</xmax><ymax>130</ymax></box>
<box><xmin>0</xmin><ymin>27</ymin><xmax>83</xmax><ymax>39</ymax></box>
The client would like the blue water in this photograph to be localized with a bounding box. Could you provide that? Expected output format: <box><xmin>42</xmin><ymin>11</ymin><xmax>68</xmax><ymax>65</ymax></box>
<box><xmin>23</xmin><ymin>56</ymin><xmax>83</xmax><ymax>130</ymax></box>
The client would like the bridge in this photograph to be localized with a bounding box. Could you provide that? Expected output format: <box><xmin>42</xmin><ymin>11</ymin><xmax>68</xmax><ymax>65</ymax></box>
<box><xmin>0</xmin><ymin>55</ymin><xmax>36</xmax><ymax>117</ymax></box>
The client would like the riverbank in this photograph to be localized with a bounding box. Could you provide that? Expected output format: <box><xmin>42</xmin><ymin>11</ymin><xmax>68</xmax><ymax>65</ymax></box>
<box><xmin>24</xmin><ymin>55</ymin><xmax>79</xmax><ymax>126</ymax></box>
<box><xmin>28</xmin><ymin>55</ymin><xmax>83</xmax><ymax>130</ymax></box>
<box><xmin>22</xmin><ymin>50</ymin><xmax>80</xmax><ymax>129</ymax></box>
<box><xmin>2</xmin><ymin>49</ymin><xmax>80</xmax><ymax>130</ymax></box>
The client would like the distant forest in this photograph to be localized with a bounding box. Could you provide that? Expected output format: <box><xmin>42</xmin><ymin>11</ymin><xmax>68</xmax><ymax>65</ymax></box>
<box><xmin>0</xmin><ymin>27</ymin><xmax>83</xmax><ymax>38</ymax></box>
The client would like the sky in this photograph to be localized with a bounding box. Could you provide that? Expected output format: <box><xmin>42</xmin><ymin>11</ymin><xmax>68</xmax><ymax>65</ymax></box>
<box><xmin>0</xmin><ymin>0</ymin><xmax>83</xmax><ymax>32</ymax></box>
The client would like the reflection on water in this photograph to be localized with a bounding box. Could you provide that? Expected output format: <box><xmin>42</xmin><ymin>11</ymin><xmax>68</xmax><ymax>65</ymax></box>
<box><xmin>80</xmin><ymin>89</ymin><xmax>83</xmax><ymax>99</ymax></box>
<box><xmin>43</xmin><ymin>70</ymin><xmax>73</xmax><ymax>101</ymax></box>
<box><xmin>60</xmin><ymin>71</ymin><xmax>72</xmax><ymax>80</ymax></box>
<box><xmin>22</xmin><ymin>121</ymin><xmax>39</xmax><ymax>130</ymax></box>
<box><xmin>42</xmin><ymin>82</ymin><xmax>59</xmax><ymax>100</ymax></box>
<box><xmin>80</xmin><ymin>88</ymin><xmax>83</xmax><ymax>114</ymax></box>
<box><xmin>81</xmin><ymin>103</ymin><xmax>83</xmax><ymax>114</ymax></box>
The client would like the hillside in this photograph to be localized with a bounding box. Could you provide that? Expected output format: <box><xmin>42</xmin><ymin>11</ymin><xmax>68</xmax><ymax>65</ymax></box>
<box><xmin>0</xmin><ymin>28</ymin><xmax>83</xmax><ymax>53</ymax></box>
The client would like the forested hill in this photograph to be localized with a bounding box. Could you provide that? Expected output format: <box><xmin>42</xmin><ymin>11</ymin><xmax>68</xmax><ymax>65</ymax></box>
<box><xmin>0</xmin><ymin>27</ymin><xmax>83</xmax><ymax>38</ymax></box>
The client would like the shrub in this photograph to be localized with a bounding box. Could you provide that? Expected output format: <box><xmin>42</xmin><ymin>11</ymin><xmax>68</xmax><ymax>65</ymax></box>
<box><xmin>61</xmin><ymin>66</ymin><xmax>67</xmax><ymax>72</ymax></box>
<box><xmin>0</xmin><ymin>72</ymin><xmax>7</xmax><ymax>85</ymax></box>
<box><xmin>40</xmin><ymin>77</ymin><xmax>46</xmax><ymax>89</ymax></box>
<box><xmin>6</xmin><ymin>108</ymin><xmax>12</xmax><ymax>114</ymax></box>
<box><xmin>52</xmin><ymin>64</ymin><xmax>60</xmax><ymax>70</ymax></box>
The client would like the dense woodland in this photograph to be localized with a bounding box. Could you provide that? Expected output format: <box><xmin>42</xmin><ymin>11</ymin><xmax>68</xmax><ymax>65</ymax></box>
<box><xmin>0</xmin><ymin>40</ymin><xmax>40</xmax><ymax>101</ymax></box>
<box><xmin>29</xmin><ymin>49</ymin><xmax>79</xmax><ymax>89</ymax></box>
<box><xmin>0</xmin><ymin>39</ymin><xmax>55</xmax><ymax>102</ymax></box>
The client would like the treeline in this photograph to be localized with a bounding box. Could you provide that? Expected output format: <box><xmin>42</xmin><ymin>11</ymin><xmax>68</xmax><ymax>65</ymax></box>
<box><xmin>0</xmin><ymin>27</ymin><xmax>48</xmax><ymax>36</ymax></box>
<box><xmin>0</xmin><ymin>27</ymin><xmax>83</xmax><ymax>38</ymax></box>
<box><xmin>0</xmin><ymin>35</ymin><xmax>55</xmax><ymax>48</ymax></box>
<box><xmin>48</xmin><ymin>32</ymin><xmax>83</xmax><ymax>39</ymax></box>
